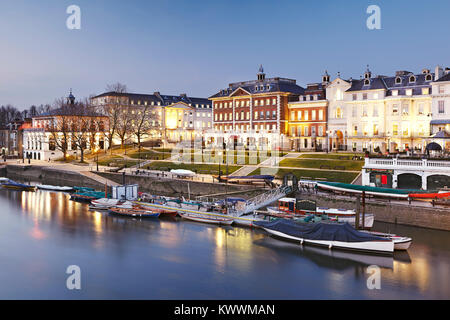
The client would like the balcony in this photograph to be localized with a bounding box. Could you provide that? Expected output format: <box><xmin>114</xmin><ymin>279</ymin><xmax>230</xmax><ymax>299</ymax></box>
<box><xmin>365</xmin><ymin>157</ymin><xmax>450</xmax><ymax>170</ymax></box>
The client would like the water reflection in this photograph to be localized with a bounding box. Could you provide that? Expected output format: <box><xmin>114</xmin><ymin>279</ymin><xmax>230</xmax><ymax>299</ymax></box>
<box><xmin>0</xmin><ymin>189</ymin><xmax>449</xmax><ymax>299</ymax></box>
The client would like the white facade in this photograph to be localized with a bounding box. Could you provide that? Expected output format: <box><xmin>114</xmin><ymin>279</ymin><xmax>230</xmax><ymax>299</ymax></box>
<box><xmin>326</xmin><ymin>77</ymin><xmax>351</xmax><ymax>151</ymax></box>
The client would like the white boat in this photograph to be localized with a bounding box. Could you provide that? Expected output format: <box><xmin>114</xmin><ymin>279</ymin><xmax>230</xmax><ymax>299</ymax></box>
<box><xmin>0</xmin><ymin>177</ymin><xmax>10</xmax><ymax>184</ymax></box>
<box><xmin>362</xmin><ymin>231</ymin><xmax>412</xmax><ymax>251</ymax></box>
<box><xmin>181</xmin><ymin>213</ymin><xmax>234</xmax><ymax>225</ymax></box>
<box><xmin>90</xmin><ymin>198</ymin><xmax>134</xmax><ymax>210</ymax></box>
<box><xmin>37</xmin><ymin>184</ymin><xmax>74</xmax><ymax>192</ymax></box>
<box><xmin>255</xmin><ymin>220</ymin><xmax>394</xmax><ymax>255</ymax></box>
<box><xmin>170</xmin><ymin>169</ymin><xmax>195</xmax><ymax>177</ymax></box>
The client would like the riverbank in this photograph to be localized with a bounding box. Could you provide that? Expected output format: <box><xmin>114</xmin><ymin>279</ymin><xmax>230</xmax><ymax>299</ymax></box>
<box><xmin>2</xmin><ymin>164</ymin><xmax>450</xmax><ymax>231</ymax></box>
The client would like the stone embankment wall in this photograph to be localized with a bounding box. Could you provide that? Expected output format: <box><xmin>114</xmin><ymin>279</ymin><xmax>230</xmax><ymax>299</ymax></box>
<box><xmin>4</xmin><ymin>165</ymin><xmax>107</xmax><ymax>190</ymax></box>
<box><xmin>96</xmin><ymin>172</ymin><xmax>265</xmax><ymax>199</ymax></box>
<box><xmin>299</xmin><ymin>192</ymin><xmax>450</xmax><ymax>231</ymax></box>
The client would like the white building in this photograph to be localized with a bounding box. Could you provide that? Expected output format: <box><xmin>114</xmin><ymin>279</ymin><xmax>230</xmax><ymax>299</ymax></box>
<box><xmin>362</xmin><ymin>156</ymin><xmax>450</xmax><ymax>190</ymax></box>
<box><xmin>430</xmin><ymin>67</ymin><xmax>450</xmax><ymax>151</ymax></box>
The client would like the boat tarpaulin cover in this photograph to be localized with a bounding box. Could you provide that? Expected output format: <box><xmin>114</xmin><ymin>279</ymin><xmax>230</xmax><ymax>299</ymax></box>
<box><xmin>254</xmin><ymin>220</ymin><xmax>386</xmax><ymax>242</ymax></box>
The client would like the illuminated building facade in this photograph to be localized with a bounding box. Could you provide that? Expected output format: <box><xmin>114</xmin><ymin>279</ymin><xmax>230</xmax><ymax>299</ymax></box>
<box><xmin>208</xmin><ymin>66</ymin><xmax>304</xmax><ymax>149</ymax></box>
<box><xmin>287</xmin><ymin>73</ymin><xmax>329</xmax><ymax>151</ymax></box>
<box><xmin>91</xmin><ymin>91</ymin><xmax>212</xmax><ymax>144</ymax></box>
<box><xmin>430</xmin><ymin>67</ymin><xmax>450</xmax><ymax>151</ymax></box>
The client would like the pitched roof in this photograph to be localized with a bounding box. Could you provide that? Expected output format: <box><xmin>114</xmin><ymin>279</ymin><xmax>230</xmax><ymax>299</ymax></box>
<box><xmin>92</xmin><ymin>91</ymin><xmax>211</xmax><ymax>108</ymax></box>
<box><xmin>210</xmin><ymin>77</ymin><xmax>304</xmax><ymax>99</ymax></box>
<box><xmin>435</xmin><ymin>73</ymin><xmax>450</xmax><ymax>82</ymax></box>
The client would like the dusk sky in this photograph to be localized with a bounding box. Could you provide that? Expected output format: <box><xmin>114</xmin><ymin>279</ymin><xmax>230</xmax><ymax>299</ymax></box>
<box><xmin>1</xmin><ymin>0</ymin><xmax>449</xmax><ymax>108</ymax></box>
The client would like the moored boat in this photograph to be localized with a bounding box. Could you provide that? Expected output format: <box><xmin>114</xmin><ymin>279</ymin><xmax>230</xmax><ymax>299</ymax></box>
<box><xmin>254</xmin><ymin>219</ymin><xmax>394</xmax><ymax>255</ymax></box>
<box><xmin>37</xmin><ymin>185</ymin><xmax>74</xmax><ymax>192</ymax></box>
<box><xmin>181</xmin><ymin>213</ymin><xmax>234</xmax><ymax>226</ymax></box>
<box><xmin>90</xmin><ymin>198</ymin><xmax>134</xmax><ymax>210</ymax></box>
<box><xmin>2</xmin><ymin>181</ymin><xmax>36</xmax><ymax>192</ymax></box>
<box><xmin>362</xmin><ymin>230</ymin><xmax>412</xmax><ymax>251</ymax></box>
<box><xmin>108</xmin><ymin>207</ymin><xmax>161</xmax><ymax>218</ymax></box>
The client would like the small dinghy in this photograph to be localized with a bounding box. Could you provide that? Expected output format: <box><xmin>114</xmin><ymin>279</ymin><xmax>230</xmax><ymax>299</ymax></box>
<box><xmin>37</xmin><ymin>185</ymin><xmax>74</xmax><ymax>192</ymax></box>
<box><xmin>90</xmin><ymin>198</ymin><xmax>134</xmax><ymax>210</ymax></box>
<box><xmin>2</xmin><ymin>180</ymin><xmax>36</xmax><ymax>192</ymax></box>
<box><xmin>254</xmin><ymin>219</ymin><xmax>394</xmax><ymax>255</ymax></box>
<box><xmin>108</xmin><ymin>207</ymin><xmax>161</xmax><ymax>218</ymax></box>
<box><xmin>181</xmin><ymin>213</ymin><xmax>233</xmax><ymax>226</ymax></box>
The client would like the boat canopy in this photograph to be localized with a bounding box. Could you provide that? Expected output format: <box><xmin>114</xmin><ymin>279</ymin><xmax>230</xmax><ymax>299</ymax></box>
<box><xmin>254</xmin><ymin>220</ymin><xmax>386</xmax><ymax>243</ymax></box>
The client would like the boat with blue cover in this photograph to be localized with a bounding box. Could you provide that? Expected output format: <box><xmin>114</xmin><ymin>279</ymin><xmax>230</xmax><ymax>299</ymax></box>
<box><xmin>1</xmin><ymin>180</ymin><xmax>36</xmax><ymax>192</ymax></box>
<box><xmin>254</xmin><ymin>219</ymin><xmax>394</xmax><ymax>255</ymax></box>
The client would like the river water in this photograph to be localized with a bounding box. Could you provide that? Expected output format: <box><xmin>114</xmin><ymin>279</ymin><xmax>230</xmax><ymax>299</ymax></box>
<box><xmin>0</xmin><ymin>189</ymin><xmax>449</xmax><ymax>299</ymax></box>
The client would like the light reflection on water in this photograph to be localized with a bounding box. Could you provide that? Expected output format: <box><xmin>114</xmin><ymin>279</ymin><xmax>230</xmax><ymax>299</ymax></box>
<box><xmin>0</xmin><ymin>189</ymin><xmax>449</xmax><ymax>299</ymax></box>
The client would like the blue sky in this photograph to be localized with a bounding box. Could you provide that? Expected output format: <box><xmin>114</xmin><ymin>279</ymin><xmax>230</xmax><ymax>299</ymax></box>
<box><xmin>1</xmin><ymin>0</ymin><xmax>449</xmax><ymax>108</ymax></box>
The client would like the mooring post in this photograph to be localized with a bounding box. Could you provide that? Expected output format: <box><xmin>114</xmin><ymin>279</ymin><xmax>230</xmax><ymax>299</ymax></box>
<box><xmin>362</xmin><ymin>191</ymin><xmax>366</xmax><ymax>229</ymax></box>
<box><xmin>355</xmin><ymin>194</ymin><xmax>361</xmax><ymax>229</ymax></box>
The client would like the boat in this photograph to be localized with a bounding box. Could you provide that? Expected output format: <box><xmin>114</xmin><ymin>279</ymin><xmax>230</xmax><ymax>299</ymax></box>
<box><xmin>170</xmin><ymin>169</ymin><xmax>196</xmax><ymax>177</ymax></box>
<box><xmin>108</xmin><ymin>207</ymin><xmax>161</xmax><ymax>218</ymax></box>
<box><xmin>180</xmin><ymin>213</ymin><xmax>234</xmax><ymax>225</ymax></box>
<box><xmin>70</xmin><ymin>193</ymin><xmax>98</xmax><ymax>203</ymax></box>
<box><xmin>2</xmin><ymin>180</ymin><xmax>36</xmax><ymax>191</ymax></box>
<box><xmin>362</xmin><ymin>231</ymin><xmax>412</xmax><ymax>251</ymax></box>
<box><xmin>254</xmin><ymin>219</ymin><xmax>394</xmax><ymax>255</ymax></box>
<box><xmin>0</xmin><ymin>177</ymin><xmax>10</xmax><ymax>184</ymax></box>
<box><xmin>37</xmin><ymin>185</ymin><xmax>74</xmax><ymax>192</ymax></box>
<box><xmin>213</xmin><ymin>174</ymin><xmax>275</xmax><ymax>185</ymax></box>
<box><xmin>408</xmin><ymin>192</ymin><xmax>450</xmax><ymax>199</ymax></box>
<box><xmin>316</xmin><ymin>181</ymin><xmax>413</xmax><ymax>199</ymax></box>
<box><xmin>90</xmin><ymin>198</ymin><xmax>134</xmax><ymax>210</ymax></box>
<box><xmin>267</xmin><ymin>197</ymin><xmax>374</xmax><ymax>229</ymax></box>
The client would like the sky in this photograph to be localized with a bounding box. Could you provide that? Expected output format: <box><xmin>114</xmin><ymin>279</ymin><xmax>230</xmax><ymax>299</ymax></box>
<box><xmin>0</xmin><ymin>0</ymin><xmax>449</xmax><ymax>109</ymax></box>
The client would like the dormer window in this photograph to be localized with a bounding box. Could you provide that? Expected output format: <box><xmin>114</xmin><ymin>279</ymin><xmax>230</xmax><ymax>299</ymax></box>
<box><xmin>255</xmin><ymin>86</ymin><xmax>258</xmax><ymax>91</ymax></box>
<box><xmin>364</xmin><ymin>79</ymin><xmax>370</xmax><ymax>86</ymax></box>
<box><xmin>395</xmin><ymin>77</ymin><xmax>402</xmax><ymax>84</ymax></box>
<box><xmin>425</xmin><ymin>74</ymin><xmax>432</xmax><ymax>81</ymax></box>
<box><xmin>409</xmin><ymin>75</ymin><xmax>416</xmax><ymax>83</ymax></box>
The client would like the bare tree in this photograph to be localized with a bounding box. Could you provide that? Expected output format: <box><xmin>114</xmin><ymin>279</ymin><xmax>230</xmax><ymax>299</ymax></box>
<box><xmin>103</xmin><ymin>82</ymin><xmax>129</xmax><ymax>154</ymax></box>
<box><xmin>116</xmin><ymin>108</ymin><xmax>133</xmax><ymax>151</ymax></box>
<box><xmin>131</xmin><ymin>105</ymin><xmax>156</xmax><ymax>151</ymax></box>
<box><xmin>47</xmin><ymin>98</ymin><xmax>72</xmax><ymax>160</ymax></box>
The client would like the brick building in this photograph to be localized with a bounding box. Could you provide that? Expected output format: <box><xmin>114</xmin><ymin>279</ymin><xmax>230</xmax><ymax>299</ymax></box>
<box><xmin>208</xmin><ymin>66</ymin><xmax>304</xmax><ymax>149</ymax></box>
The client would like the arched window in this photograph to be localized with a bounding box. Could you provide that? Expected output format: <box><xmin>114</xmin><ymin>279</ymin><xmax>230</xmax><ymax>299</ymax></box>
<box><xmin>409</xmin><ymin>75</ymin><xmax>416</xmax><ymax>83</ymax></box>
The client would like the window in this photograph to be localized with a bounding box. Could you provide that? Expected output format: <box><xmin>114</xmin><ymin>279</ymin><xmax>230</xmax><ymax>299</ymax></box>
<box><xmin>373</xmin><ymin>106</ymin><xmax>378</xmax><ymax>117</ymax></box>
<box><xmin>362</xmin><ymin>106</ymin><xmax>368</xmax><ymax>117</ymax></box>
<box><xmin>246</xmin><ymin>112</ymin><xmax>249</xmax><ymax>120</ymax></box>
<box><xmin>409</xmin><ymin>76</ymin><xmax>416</xmax><ymax>83</ymax></box>
<box><xmin>304</xmin><ymin>126</ymin><xmax>308</xmax><ymax>136</ymax></box>
<box><xmin>336</xmin><ymin>107</ymin><xmax>342</xmax><ymax>118</ymax></box>
<box><xmin>254</xmin><ymin>100</ymin><xmax>258</xmax><ymax>106</ymax></box>
<box><xmin>402</xmin><ymin>125</ymin><xmax>409</xmax><ymax>137</ymax></box>
<box><xmin>272</xmin><ymin>110</ymin><xmax>276</xmax><ymax>119</ymax></box>
<box><xmin>395</xmin><ymin>77</ymin><xmax>402</xmax><ymax>84</ymax></box>
<box><xmin>304</xmin><ymin>111</ymin><xmax>309</xmax><ymax>121</ymax></box>
<box><xmin>297</xmin><ymin>110</ymin><xmax>302</xmax><ymax>120</ymax></box>
<box><xmin>272</xmin><ymin>98</ymin><xmax>276</xmax><ymax>105</ymax></box>
<box><xmin>439</xmin><ymin>86</ymin><xmax>445</xmax><ymax>94</ymax></box>
<box><xmin>438</xmin><ymin>101</ymin><xmax>445</xmax><ymax>114</ymax></box>
<box><xmin>353</xmin><ymin>125</ymin><xmax>358</xmax><ymax>136</ymax></box>
<box><xmin>214</xmin><ymin>114</ymin><xmax>218</xmax><ymax>121</ymax></box>
<box><xmin>311</xmin><ymin>126</ymin><xmax>316</xmax><ymax>136</ymax></box>
<box><xmin>406</xmin><ymin>89</ymin><xmax>413</xmax><ymax>96</ymax></box>
<box><xmin>260</xmin><ymin>111</ymin><xmax>264</xmax><ymax>119</ymax></box>
<box><xmin>393</xmin><ymin>124</ymin><xmax>398</xmax><ymax>136</ymax></box>
<box><xmin>254</xmin><ymin>111</ymin><xmax>258</xmax><ymax>119</ymax></box>
<box><xmin>422</xmin><ymin>88</ymin><xmax>429</xmax><ymax>95</ymax></box>
<box><xmin>235</xmin><ymin>112</ymin><xmax>238</xmax><ymax>120</ymax></box>
<box><xmin>318</xmin><ymin>126</ymin><xmax>323</xmax><ymax>136</ymax></box>
<box><xmin>266</xmin><ymin>110</ymin><xmax>270</xmax><ymax>119</ymax></box>
<box><xmin>362</xmin><ymin>93</ymin><xmax>368</xmax><ymax>100</ymax></box>
<box><xmin>224</xmin><ymin>113</ymin><xmax>228</xmax><ymax>121</ymax></box>
<box><xmin>312</xmin><ymin>110</ymin><xmax>316</xmax><ymax>120</ymax></box>
<box><xmin>364</xmin><ymin>79</ymin><xmax>370</xmax><ymax>86</ymax></box>
<box><xmin>418</xmin><ymin>103</ymin><xmax>424</xmax><ymax>115</ymax></box>
<box><xmin>373</xmin><ymin>124</ymin><xmax>379</xmax><ymax>136</ymax></box>
<box><xmin>402</xmin><ymin>104</ymin><xmax>409</xmax><ymax>115</ymax></box>
<box><xmin>352</xmin><ymin>106</ymin><xmax>357</xmax><ymax>117</ymax></box>
<box><xmin>266</xmin><ymin>99</ymin><xmax>270</xmax><ymax>105</ymax></box>
<box><xmin>319</xmin><ymin>110</ymin><xmax>323</xmax><ymax>120</ymax></box>
<box><xmin>392</xmin><ymin>90</ymin><xmax>398</xmax><ymax>96</ymax></box>
<box><xmin>392</xmin><ymin>104</ymin><xmax>399</xmax><ymax>115</ymax></box>
<box><xmin>291</xmin><ymin>126</ymin><xmax>296</xmax><ymax>136</ymax></box>
<box><xmin>426</xmin><ymin>74</ymin><xmax>432</xmax><ymax>81</ymax></box>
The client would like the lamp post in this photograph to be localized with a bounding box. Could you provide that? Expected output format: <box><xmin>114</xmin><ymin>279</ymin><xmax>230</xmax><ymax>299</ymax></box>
<box><xmin>96</xmin><ymin>150</ymin><xmax>99</xmax><ymax>172</ymax></box>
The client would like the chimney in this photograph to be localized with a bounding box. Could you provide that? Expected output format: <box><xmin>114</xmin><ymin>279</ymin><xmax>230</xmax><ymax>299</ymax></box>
<box><xmin>435</xmin><ymin>66</ymin><xmax>444</xmax><ymax>80</ymax></box>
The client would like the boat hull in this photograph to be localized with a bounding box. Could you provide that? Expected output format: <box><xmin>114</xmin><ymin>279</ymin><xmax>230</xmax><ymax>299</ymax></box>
<box><xmin>181</xmin><ymin>214</ymin><xmax>233</xmax><ymax>225</ymax></box>
<box><xmin>261</xmin><ymin>227</ymin><xmax>394</xmax><ymax>255</ymax></box>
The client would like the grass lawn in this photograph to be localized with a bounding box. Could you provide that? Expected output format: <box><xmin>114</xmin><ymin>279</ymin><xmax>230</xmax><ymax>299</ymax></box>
<box><xmin>128</xmin><ymin>148</ymin><xmax>172</xmax><ymax>160</ymax></box>
<box><xmin>143</xmin><ymin>161</ymin><xmax>241</xmax><ymax>175</ymax></box>
<box><xmin>298</xmin><ymin>153</ymin><xmax>365</xmax><ymax>160</ymax></box>
<box><xmin>280</xmin><ymin>158</ymin><xmax>364</xmax><ymax>171</ymax></box>
<box><xmin>97</xmin><ymin>156</ymin><xmax>139</xmax><ymax>168</ymax></box>
<box><xmin>250</xmin><ymin>168</ymin><xmax>359</xmax><ymax>183</ymax></box>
